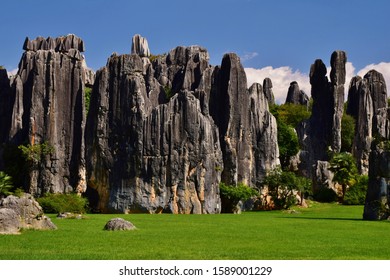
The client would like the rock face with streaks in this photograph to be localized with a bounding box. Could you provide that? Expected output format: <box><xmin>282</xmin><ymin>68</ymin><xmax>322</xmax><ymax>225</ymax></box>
<box><xmin>297</xmin><ymin>51</ymin><xmax>346</xmax><ymax>182</ymax></box>
<box><xmin>346</xmin><ymin>70</ymin><xmax>388</xmax><ymax>174</ymax></box>
<box><xmin>85</xmin><ymin>41</ymin><xmax>279</xmax><ymax>213</ymax></box>
<box><xmin>1</xmin><ymin>35</ymin><xmax>280</xmax><ymax>214</ymax></box>
<box><xmin>263</xmin><ymin>78</ymin><xmax>275</xmax><ymax>106</ymax></box>
<box><xmin>209</xmin><ymin>54</ymin><xmax>279</xmax><ymax>187</ymax></box>
<box><xmin>131</xmin><ymin>34</ymin><xmax>150</xmax><ymax>57</ymax></box>
<box><xmin>85</xmin><ymin>52</ymin><xmax>223</xmax><ymax>213</ymax></box>
<box><xmin>285</xmin><ymin>81</ymin><xmax>309</xmax><ymax>107</ymax></box>
<box><xmin>0</xmin><ymin>69</ymin><xmax>11</xmax><ymax>168</ymax></box>
<box><xmin>2</xmin><ymin>35</ymin><xmax>87</xmax><ymax>195</ymax></box>
<box><xmin>363</xmin><ymin>141</ymin><xmax>390</xmax><ymax>220</ymax></box>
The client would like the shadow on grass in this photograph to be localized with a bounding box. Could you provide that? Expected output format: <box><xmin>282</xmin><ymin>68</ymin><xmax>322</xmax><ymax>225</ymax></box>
<box><xmin>279</xmin><ymin>216</ymin><xmax>364</xmax><ymax>222</ymax></box>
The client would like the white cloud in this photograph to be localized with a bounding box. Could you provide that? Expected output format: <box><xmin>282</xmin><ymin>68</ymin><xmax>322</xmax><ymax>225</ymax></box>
<box><xmin>7</xmin><ymin>68</ymin><xmax>18</xmax><ymax>78</ymax></box>
<box><xmin>245</xmin><ymin>61</ymin><xmax>390</xmax><ymax>104</ymax></box>
<box><xmin>241</xmin><ymin>52</ymin><xmax>259</xmax><ymax>62</ymax></box>
<box><xmin>357</xmin><ymin>62</ymin><xmax>390</xmax><ymax>91</ymax></box>
<box><xmin>245</xmin><ymin>66</ymin><xmax>310</xmax><ymax>104</ymax></box>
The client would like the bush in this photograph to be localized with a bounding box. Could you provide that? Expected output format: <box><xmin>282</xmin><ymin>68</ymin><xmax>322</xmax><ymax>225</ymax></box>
<box><xmin>37</xmin><ymin>193</ymin><xmax>89</xmax><ymax>214</ymax></box>
<box><xmin>343</xmin><ymin>175</ymin><xmax>368</xmax><ymax>205</ymax></box>
<box><xmin>219</xmin><ymin>182</ymin><xmax>258</xmax><ymax>213</ymax></box>
<box><xmin>314</xmin><ymin>188</ymin><xmax>338</xmax><ymax>203</ymax></box>
<box><xmin>19</xmin><ymin>142</ymin><xmax>54</xmax><ymax>163</ymax></box>
<box><xmin>262</xmin><ymin>167</ymin><xmax>311</xmax><ymax>209</ymax></box>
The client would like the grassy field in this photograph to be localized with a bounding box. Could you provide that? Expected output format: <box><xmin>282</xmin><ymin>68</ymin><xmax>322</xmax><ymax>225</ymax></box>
<box><xmin>1</xmin><ymin>202</ymin><xmax>389</xmax><ymax>260</ymax></box>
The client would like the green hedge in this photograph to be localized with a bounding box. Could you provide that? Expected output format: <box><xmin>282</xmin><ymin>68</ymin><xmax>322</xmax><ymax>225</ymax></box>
<box><xmin>37</xmin><ymin>193</ymin><xmax>89</xmax><ymax>213</ymax></box>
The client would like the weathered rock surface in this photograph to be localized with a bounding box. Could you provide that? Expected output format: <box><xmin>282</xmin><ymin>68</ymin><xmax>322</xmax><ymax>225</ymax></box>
<box><xmin>131</xmin><ymin>34</ymin><xmax>150</xmax><ymax>57</ymax></box>
<box><xmin>209</xmin><ymin>54</ymin><xmax>279</xmax><ymax>188</ymax></box>
<box><xmin>347</xmin><ymin>70</ymin><xmax>388</xmax><ymax>174</ymax></box>
<box><xmin>263</xmin><ymin>78</ymin><xmax>275</xmax><ymax>106</ymax></box>
<box><xmin>363</xmin><ymin>142</ymin><xmax>390</xmax><ymax>220</ymax></box>
<box><xmin>209</xmin><ymin>53</ymin><xmax>251</xmax><ymax>186</ymax></box>
<box><xmin>0</xmin><ymin>208</ymin><xmax>20</xmax><ymax>234</ymax></box>
<box><xmin>86</xmin><ymin>52</ymin><xmax>223</xmax><ymax>214</ymax></box>
<box><xmin>104</xmin><ymin>218</ymin><xmax>136</xmax><ymax>231</ymax></box>
<box><xmin>297</xmin><ymin>51</ymin><xmax>346</xmax><ymax>180</ymax></box>
<box><xmin>3</xmin><ymin>35</ymin><xmax>87</xmax><ymax>195</ymax></box>
<box><xmin>285</xmin><ymin>81</ymin><xmax>309</xmax><ymax>107</ymax></box>
<box><xmin>0</xmin><ymin>68</ymin><xmax>11</xmax><ymax>169</ymax></box>
<box><xmin>2</xmin><ymin>35</ymin><xmax>280</xmax><ymax>214</ymax></box>
<box><xmin>248</xmin><ymin>83</ymin><xmax>279</xmax><ymax>186</ymax></box>
<box><xmin>0</xmin><ymin>194</ymin><xmax>56</xmax><ymax>230</ymax></box>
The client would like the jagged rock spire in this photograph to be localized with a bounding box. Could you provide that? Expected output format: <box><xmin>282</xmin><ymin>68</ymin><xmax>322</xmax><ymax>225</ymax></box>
<box><xmin>131</xmin><ymin>34</ymin><xmax>150</xmax><ymax>57</ymax></box>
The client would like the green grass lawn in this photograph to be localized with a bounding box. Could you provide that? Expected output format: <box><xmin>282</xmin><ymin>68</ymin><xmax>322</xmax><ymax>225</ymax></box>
<box><xmin>1</xmin><ymin>202</ymin><xmax>389</xmax><ymax>260</ymax></box>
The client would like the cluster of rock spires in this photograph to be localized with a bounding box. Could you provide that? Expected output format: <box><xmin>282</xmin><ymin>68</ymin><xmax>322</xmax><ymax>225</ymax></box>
<box><xmin>0</xmin><ymin>34</ymin><xmax>389</xmax><ymax>219</ymax></box>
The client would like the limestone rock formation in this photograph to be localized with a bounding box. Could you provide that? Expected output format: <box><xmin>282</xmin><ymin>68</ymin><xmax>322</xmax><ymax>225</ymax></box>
<box><xmin>363</xmin><ymin>142</ymin><xmax>390</xmax><ymax>220</ymax></box>
<box><xmin>285</xmin><ymin>81</ymin><xmax>309</xmax><ymax>107</ymax></box>
<box><xmin>131</xmin><ymin>34</ymin><xmax>150</xmax><ymax>57</ymax></box>
<box><xmin>0</xmin><ymin>194</ymin><xmax>56</xmax><ymax>230</ymax></box>
<box><xmin>0</xmin><ymin>68</ymin><xmax>11</xmax><ymax>169</ymax></box>
<box><xmin>347</xmin><ymin>70</ymin><xmax>388</xmax><ymax>174</ymax></box>
<box><xmin>104</xmin><ymin>218</ymin><xmax>136</xmax><ymax>231</ymax></box>
<box><xmin>85</xmin><ymin>52</ymin><xmax>223</xmax><ymax>214</ymax></box>
<box><xmin>210</xmin><ymin>53</ymin><xmax>251</xmax><ymax>186</ymax></box>
<box><xmin>298</xmin><ymin>51</ymin><xmax>346</xmax><ymax>179</ymax></box>
<box><xmin>263</xmin><ymin>78</ymin><xmax>275</xmax><ymax>106</ymax></box>
<box><xmin>0</xmin><ymin>208</ymin><xmax>20</xmax><ymax>234</ymax></box>
<box><xmin>3</xmin><ymin>35</ymin><xmax>87</xmax><ymax>195</ymax></box>
<box><xmin>248</xmin><ymin>83</ymin><xmax>279</xmax><ymax>186</ymax></box>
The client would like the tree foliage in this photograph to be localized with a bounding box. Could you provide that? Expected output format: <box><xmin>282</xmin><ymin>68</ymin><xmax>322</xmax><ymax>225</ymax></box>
<box><xmin>262</xmin><ymin>167</ymin><xmax>312</xmax><ymax>209</ymax></box>
<box><xmin>329</xmin><ymin>152</ymin><xmax>358</xmax><ymax>201</ymax></box>
<box><xmin>85</xmin><ymin>86</ymin><xmax>92</xmax><ymax>114</ymax></box>
<box><xmin>18</xmin><ymin>142</ymin><xmax>54</xmax><ymax>164</ymax></box>
<box><xmin>341</xmin><ymin>113</ymin><xmax>355</xmax><ymax>152</ymax></box>
<box><xmin>270</xmin><ymin>103</ymin><xmax>311</xmax><ymax>169</ymax></box>
<box><xmin>343</xmin><ymin>175</ymin><xmax>368</xmax><ymax>205</ymax></box>
<box><xmin>219</xmin><ymin>182</ymin><xmax>258</xmax><ymax>213</ymax></box>
<box><xmin>270</xmin><ymin>103</ymin><xmax>311</xmax><ymax>128</ymax></box>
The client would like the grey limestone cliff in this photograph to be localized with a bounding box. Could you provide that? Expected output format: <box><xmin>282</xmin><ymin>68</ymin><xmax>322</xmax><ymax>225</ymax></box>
<box><xmin>2</xmin><ymin>35</ymin><xmax>87</xmax><ymax>195</ymax></box>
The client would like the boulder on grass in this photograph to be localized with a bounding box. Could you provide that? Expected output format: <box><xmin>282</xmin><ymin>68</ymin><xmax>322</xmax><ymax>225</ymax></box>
<box><xmin>0</xmin><ymin>208</ymin><xmax>20</xmax><ymax>234</ymax></box>
<box><xmin>0</xmin><ymin>194</ymin><xmax>57</xmax><ymax>230</ymax></box>
<box><xmin>104</xmin><ymin>218</ymin><xmax>136</xmax><ymax>231</ymax></box>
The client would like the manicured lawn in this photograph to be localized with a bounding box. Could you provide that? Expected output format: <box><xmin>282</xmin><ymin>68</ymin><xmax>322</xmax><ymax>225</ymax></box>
<box><xmin>0</xmin><ymin>202</ymin><xmax>389</xmax><ymax>260</ymax></box>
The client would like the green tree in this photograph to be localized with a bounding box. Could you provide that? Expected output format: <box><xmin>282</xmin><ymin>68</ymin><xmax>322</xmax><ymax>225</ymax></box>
<box><xmin>262</xmin><ymin>167</ymin><xmax>311</xmax><ymax>209</ymax></box>
<box><xmin>276</xmin><ymin>121</ymin><xmax>299</xmax><ymax>168</ymax></box>
<box><xmin>0</xmin><ymin>171</ymin><xmax>13</xmax><ymax>198</ymax></box>
<box><xmin>270</xmin><ymin>103</ymin><xmax>310</xmax><ymax>169</ymax></box>
<box><xmin>341</xmin><ymin>113</ymin><xmax>355</xmax><ymax>152</ymax></box>
<box><xmin>270</xmin><ymin>103</ymin><xmax>311</xmax><ymax>128</ymax></box>
<box><xmin>85</xmin><ymin>86</ymin><xmax>92</xmax><ymax>114</ymax></box>
<box><xmin>329</xmin><ymin>152</ymin><xmax>358</xmax><ymax>201</ymax></box>
<box><xmin>219</xmin><ymin>182</ymin><xmax>258</xmax><ymax>213</ymax></box>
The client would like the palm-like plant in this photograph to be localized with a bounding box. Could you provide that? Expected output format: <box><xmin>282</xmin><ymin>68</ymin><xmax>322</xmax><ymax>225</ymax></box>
<box><xmin>329</xmin><ymin>152</ymin><xmax>358</xmax><ymax>201</ymax></box>
<box><xmin>0</xmin><ymin>171</ymin><xmax>13</xmax><ymax>198</ymax></box>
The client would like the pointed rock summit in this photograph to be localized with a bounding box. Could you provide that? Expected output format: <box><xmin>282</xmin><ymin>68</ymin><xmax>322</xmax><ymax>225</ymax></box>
<box><xmin>131</xmin><ymin>34</ymin><xmax>150</xmax><ymax>57</ymax></box>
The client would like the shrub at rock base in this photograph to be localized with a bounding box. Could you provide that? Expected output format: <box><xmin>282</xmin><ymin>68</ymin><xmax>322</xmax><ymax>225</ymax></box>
<box><xmin>37</xmin><ymin>193</ymin><xmax>89</xmax><ymax>214</ymax></box>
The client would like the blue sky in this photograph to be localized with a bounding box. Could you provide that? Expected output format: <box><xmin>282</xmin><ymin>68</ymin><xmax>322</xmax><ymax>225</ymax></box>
<box><xmin>1</xmin><ymin>0</ymin><xmax>389</xmax><ymax>102</ymax></box>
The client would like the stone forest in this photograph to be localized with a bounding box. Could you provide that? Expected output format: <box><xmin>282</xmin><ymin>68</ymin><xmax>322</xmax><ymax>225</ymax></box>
<box><xmin>0</xmin><ymin>34</ymin><xmax>389</xmax><ymax>220</ymax></box>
